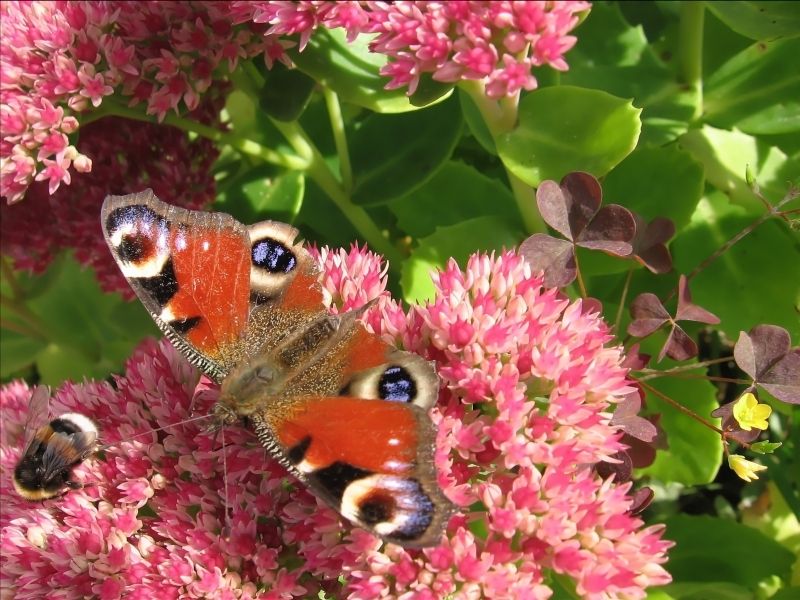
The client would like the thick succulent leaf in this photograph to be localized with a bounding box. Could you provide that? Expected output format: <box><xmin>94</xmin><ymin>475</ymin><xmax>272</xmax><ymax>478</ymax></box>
<box><xmin>497</xmin><ymin>87</ymin><xmax>641</xmax><ymax>186</ymax></box>
<box><xmin>706</xmin><ymin>3</ymin><xmax>800</xmax><ymax>42</ymax></box>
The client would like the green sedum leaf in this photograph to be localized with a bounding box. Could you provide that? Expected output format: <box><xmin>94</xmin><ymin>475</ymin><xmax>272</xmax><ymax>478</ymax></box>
<box><xmin>679</xmin><ymin>126</ymin><xmax>797</xmax><ymax>212</ymax></box>
<box><xmin>705</xmin><ymin>38</ymin><xmax>800</xmax><ymax>134</ymax></box>
<box><xmin>388</xmin><ymin>161</ymin><xmax>520</xmax><ymax>239</ymax></box>
<box><xmin>602</xmin><ymin>145</ymin><xmax>704</xmax><ymax>230</ymax></box>
<box><xmin>496</xmin><ymin>86</ymin><xmax>641</xmax><ymax>187</ymax></box>
<box><xmin>216</xmin><ymin>166</ymin><xmax>304</xmax><ymax>224</ymax></box>
<box><xmin>639</xmin><ymin>373</ymin><xmax>722</xmax><ymax>486</ymax></box>
<box><xmin>3</xmin><ymin>254</ymin><xmax>158</xmax><ymax>385</ymax></box>
<box><xmin>401</xmin><ymin>216</ymin><xmax>522</xmax><ymax>304</ymax></box>
<box><xmin>706</xmin><ymin>2</ymin><xmax>800</xmax><ymax>41</ymax></box>
<box><xmin>664</xmin><ymin>514</ymin><xmax>795</xmax><ymax>587</ymax></box>
<box><xmin>350</xmin><ymin>94</ymin><xmax>462</xmax><ymax>206</ymax></box>
<box><xmin>290</xmin><ymin>29</ymin><xmax>431</xmax><ymax>114</ymax></box>
<box><xmin>257</xmin><ymin>62</ymin><xmax>316</xmax><ymax>122</ymax></box>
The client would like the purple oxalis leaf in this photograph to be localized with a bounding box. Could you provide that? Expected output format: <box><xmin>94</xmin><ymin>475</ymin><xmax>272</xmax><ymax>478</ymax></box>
<box><xmin>675</xmin><ymin>275</ymin><xmax>720</xmax><ymax>324</ymax></box>
<box><xmin>611</xmin><ymin>392</ymin><xmax>658</xmax><ymax>443</ymax></box>
<box><xmin>630</xmin><ymin>214</ymin><xmax>675</xmax><ymax>274</ymax></box>
<box><xmin>661</xmin><ymin>325</ymin><xmax>698</xmax><ymax>362</ymax></box>
<box><xmin>629</xmin><ymin>487</ymin><xmax>655</xmax><ymax>515</ymax></box>
<box><xmin>577</xmin><ymin>203</ymin><xmax>635</xmax><ymax>255</ymax></box>
<box><xmin>628</xmin><ymin>293</ymin><xmax>670</xmax><ymax>337</ymax></box>
<box><xmin>628</xmin><ymin>277</ymin><xmax>719</xmax><ymax>362</ymax></box>
<box><xmin>519</xmin><ymin>233</ymin><xmax>577</xmax><ymax>288</ymax></box>
<box><xmin>734</xmin><ymin>325</ymin><xmax>800</xmax><ymax>404</ymax></box>
<box><xmin>596</xmin><ymin>451</ymin><xmax>633</xmax><ymax>483</ymax></box>
<box><xmin>536</xmin><ymin>172</ymin><xmax>603</xmax><ymax>241</ymax></box>
<box><xmin>536</xmin><ymin>172</ymin><xmax>635</xmax><ymax>256</ymax></box>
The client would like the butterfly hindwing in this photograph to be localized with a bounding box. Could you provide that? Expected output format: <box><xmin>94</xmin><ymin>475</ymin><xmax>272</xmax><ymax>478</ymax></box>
<box><xmin>104</xmin><ymin>191</ymin><xmax>454</xmax><ymax>547</ymax></box>
<box><xmin>229</xmin><ymin>322</ymin><xmax>453</xmax><ymax>547</ymax></box>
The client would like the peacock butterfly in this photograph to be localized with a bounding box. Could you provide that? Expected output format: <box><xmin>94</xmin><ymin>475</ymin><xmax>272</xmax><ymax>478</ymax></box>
<box><xmin>101</xmin><ymin>189</ymin><xmax>454</xmax><ymax>547</ymax></box>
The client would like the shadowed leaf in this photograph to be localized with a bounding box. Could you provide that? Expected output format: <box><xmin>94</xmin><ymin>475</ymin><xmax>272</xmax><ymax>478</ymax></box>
<box><xmin>734</xmin><ymin>325</ymin><xmax>800</xmax><ymax>404</ymax></box>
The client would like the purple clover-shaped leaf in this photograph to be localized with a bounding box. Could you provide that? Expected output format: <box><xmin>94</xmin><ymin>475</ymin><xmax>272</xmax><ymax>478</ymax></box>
<box><xmin>628</xmin><ymin>487</ymin><xmax>655</xmax><ymax>515</ymax></box>
<box><xmin>520</xmin><ymin>172</ymin><xmax>635</xmax><ymax>288</ymax></box>
<box><xmin>519</xmin><ymin>233</ymin><xmax>576</xmax><ymax>288</ymax></box>
<box><xmin>621</xmin><ymin>343</ymin><xmax>651</xmax><ymax>370</ymax></box>
<box><xmin>611</xmin><ymin>392</ymin><xmax>658</xmax><ymax>443</ymax></box>
<box><xmin>628</xmin><ymin>275</ymin><xmax>720</xmax><ymax>361</ymax></box>
<box><xmin>630</xmin><ymin>213</ymin><xmax>675</xmax><ymax>274</ymax></box>
<box><xmin>734</xmin><ymin>324</ymin><xmax>800</xmax><ymax>404</ymax></box>
<box><xmin>596</xmin><ymin>451</ymin><xmax>633</xmax><ymax>483</ymax></box>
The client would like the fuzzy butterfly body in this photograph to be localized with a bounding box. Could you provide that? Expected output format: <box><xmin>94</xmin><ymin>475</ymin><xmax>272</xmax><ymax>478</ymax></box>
<box><xmin>101</xmin><ymin>190</ymin><xmax>453</xmax><ymax>547</ymax></box>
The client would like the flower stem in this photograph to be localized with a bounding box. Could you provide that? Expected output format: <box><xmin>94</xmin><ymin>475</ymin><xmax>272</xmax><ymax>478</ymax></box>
<box><xmin>636</xmin><ymin>356</ymin><xmax>734</xmax><ymax>379</ymax></box>
<box><xmin>232</xmin><ymin>66</ymin><xmax>403</xmax><ymax>267</ymax></box>
<box><xmin>640</xmin><ymin>380</ymin><xmax>723</xmax><ymax>435</ymax></box>
<box><xmin>614</xmin><ymin>267</ymin><xmax>633</xmax><ymax>338</ymax></box>
<box><xmin>278</xmin><ymin>120</ymin><xmax>402</xmax><ymax>264</ymax></box>
<box><xmin>323</xmin><ymin>87</ymin><xmax>353</xmax><ymax>193</ymax></box>
<box><xmin>459</xmin><ymin>81</ymin><xmax>546</xmax><ymax>234</ymax></box>
<box><xmin>0</xmin><ymin>294</ymin><xmax>48</xmax><ymax>340</ymax></box>
<box><xmin>82</xmin><ymin>100</ymin><xmax>308</xmax><ymax>171</ymax></box>
<box><xmin>678</xmin><ymin>1</ymin><xmax>705</xmax><ymax>121</ymax></box>
<box><xmin>572</xmin><ymin>247</ymin><xmax>587</xmax><ymax>298</ymax></box>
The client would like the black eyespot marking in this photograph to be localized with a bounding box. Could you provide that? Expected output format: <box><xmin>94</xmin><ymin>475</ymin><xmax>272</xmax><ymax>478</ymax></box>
<box><xmin>118</xmin><ymin>232</ymin><xmax>155</xmax><ymax>263</ymax></box>
<box><xmin>314</xmin><ymin>462</ymin><xmax>372</xmax><ymax>502</ymax></box>
<box><xmin>106</xmin><ymin>204</ymin><xmax>166</xmax><ymax>236</ymax></box>
<box><xmin>386</xmin><ymin>479</ymin><xmax>435</xmax><ymax>540</ymax></box>
<box><xmin>169</xmin><ymin>316</ymin><xmax>201</xmax><ymax>334</ymax></box>
<box><xmin>287</xmin><ymin>435</ymin><xmax>312</xmax><ymax>465</ymax></box>
<box><xmin>379</xmin><ymin>366</ymin><xmax>416</xmax><ymax>402</ymax></box>
<box><xmin>136</xmin><ymin>259</ymin><xmax>179</xmax><ymax>307</ymax></box>
<box><xmin>251</xmin><ymin>239</ymin><xmax>297</xmax><ymax>273</ymax></box>
<box><xmin>358</xmin><ymin>490</ymin><xmax>395</xmax><ymax>525</ymax></box>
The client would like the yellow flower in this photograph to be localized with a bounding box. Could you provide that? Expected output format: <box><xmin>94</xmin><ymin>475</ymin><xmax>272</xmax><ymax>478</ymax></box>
<box><xmin>732</xmin><ymin>392</ymin><xmax>771</xmax><ymax>431</ymax></box>
<box><xmin>728</xmin><ymin>454</ymin><xmax>768</xmax><ymax>482</ymax></box>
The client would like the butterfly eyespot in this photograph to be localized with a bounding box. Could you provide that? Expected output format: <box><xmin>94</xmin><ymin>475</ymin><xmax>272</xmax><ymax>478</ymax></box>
<box><xmin>379</xmin><ymin>366</ymin><xmax>416</xmax><ymax>402</ymax></box>
<box><xmin>251</xmin><ymin>239</ymin><xmax>297</xmax><ymax>274</ymax></box>
<box><xmin>118</xmin><ymin>232</ymin><xmax>155</xmax><ymax>264</ymax></box>
<box><xmin>358</xmin><ymin>490</ymin><xmax>395</xmax><ymax>525</ymax></box>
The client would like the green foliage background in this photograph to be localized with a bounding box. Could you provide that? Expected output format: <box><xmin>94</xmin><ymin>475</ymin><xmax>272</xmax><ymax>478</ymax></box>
<box><xmin>2</xmin><ymin>2</ymin><xmax>799</xmax><ymax>597</ymax></box>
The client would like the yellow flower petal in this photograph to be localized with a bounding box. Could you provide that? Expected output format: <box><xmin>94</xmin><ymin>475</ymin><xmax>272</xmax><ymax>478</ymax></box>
<box><xmin>732</xmin><ymin>392</ymin><xmax>772</xmax><ymax>431</ymax></box>
<box><xmin>728</xmin><ymin>454</ymin><xmax>768</xmax><ymax>482</ymax></box>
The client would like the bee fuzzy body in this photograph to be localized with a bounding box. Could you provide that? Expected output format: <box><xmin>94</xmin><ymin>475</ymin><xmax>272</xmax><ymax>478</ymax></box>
<box><xmin>13</xmin><ymin>412</ymin><xmax>99</xmax><ymax>501</ymax></box>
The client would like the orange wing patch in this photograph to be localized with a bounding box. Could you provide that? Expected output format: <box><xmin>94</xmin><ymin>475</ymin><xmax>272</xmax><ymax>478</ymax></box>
<box><xmin>275</xmin><ymin>397</ymin><xmax>420</xmax><ymax>475</ymax></box>
<box><xmin>167</xmin><ymin>226</ymin><xmax>250</xmax><ymax>356</ymax></box>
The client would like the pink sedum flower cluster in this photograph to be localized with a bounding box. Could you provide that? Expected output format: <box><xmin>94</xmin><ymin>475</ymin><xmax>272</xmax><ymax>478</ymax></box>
<box><xmin>0</xmin><ymin>1</ymin><xmax>267</xmax><ymax>204</ymax></box>
<box><xmin>365</xmin><ymin>1</ymin><xmax>591</xmax><ymax>98</ymax></box>
<box><xmin>1</xmin><ymin>247</ymin><xmax>671</xmax><ymax>599</ymax></box>
<box><xmin>0</xmin><ymin>114</ymin><xmax>218</xmax><ymax>296</ymax></box>
<box><xmin>2</xmin><ymin>1</ymin><xmax>590</xmax><ymax>204</ymax></box>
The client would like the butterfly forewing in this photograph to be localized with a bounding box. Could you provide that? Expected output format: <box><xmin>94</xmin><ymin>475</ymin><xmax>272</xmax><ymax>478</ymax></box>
<box><xmin>102</xmin><ymin>190</ymin><xmax>454</xmax><ymax>547</ymax></box>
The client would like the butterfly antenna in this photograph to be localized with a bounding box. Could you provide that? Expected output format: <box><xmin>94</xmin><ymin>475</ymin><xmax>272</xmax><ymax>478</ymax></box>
<box><xmin>96</xmin><ymin>414</ymin><xmax>214</xmax><ymax>452</ymax></box>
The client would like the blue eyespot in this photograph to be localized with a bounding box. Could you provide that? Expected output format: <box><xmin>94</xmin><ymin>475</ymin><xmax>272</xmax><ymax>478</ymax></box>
<box><xmin>379</xmin><ymin>366</ymin><xmax>416</xmax><ymax>402</ymax></box>
<box><xmin>251</xmin><ymin>239</ymin><xmax>296</xmax><ymax>273</ymax></box>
